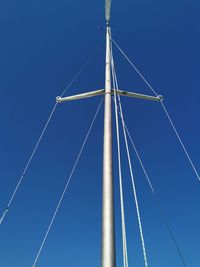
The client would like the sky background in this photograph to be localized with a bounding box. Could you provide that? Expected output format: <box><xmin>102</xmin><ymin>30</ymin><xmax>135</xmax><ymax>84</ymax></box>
<box><xmin>0</xmin><ymin>0</ymin><xmax>200</xmax><ymax>266</ymax></box>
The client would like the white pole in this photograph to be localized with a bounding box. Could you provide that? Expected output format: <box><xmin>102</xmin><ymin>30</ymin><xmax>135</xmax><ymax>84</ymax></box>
<box><xmin>101</xmin><ymin>25</ymin><xmax>116</xmax><ymax>267</ymax></box>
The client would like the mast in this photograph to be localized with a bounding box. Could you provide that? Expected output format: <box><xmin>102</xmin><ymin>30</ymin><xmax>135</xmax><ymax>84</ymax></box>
<box><xmin>56</xmin><ymin>3</ymin><xmax>162</xmax><ymax>265</ymax></box>
<box><xmin>101</xmin><ymin>24</ymin><xmax>116</xmax><ymax>267</ymax></box>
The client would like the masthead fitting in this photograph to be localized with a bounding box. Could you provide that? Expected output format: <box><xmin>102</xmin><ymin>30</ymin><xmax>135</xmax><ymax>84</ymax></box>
<box><xmin>105</xmin><ymin>0</ymin><xmax>111</xmax><ymax>23</ymax></box>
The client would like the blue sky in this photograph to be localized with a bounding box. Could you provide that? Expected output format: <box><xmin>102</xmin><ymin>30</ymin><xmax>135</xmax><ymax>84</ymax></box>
<box><xmin>0</xmin><ymin>0</ymin><xmax>200</xmax><ymax>266</ymax></box>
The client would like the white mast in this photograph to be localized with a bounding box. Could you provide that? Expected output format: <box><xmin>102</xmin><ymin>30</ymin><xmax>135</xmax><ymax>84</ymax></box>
<box><xmin>101</xmin><ymin>24</ymin><xmax>116</xmax><ymax>267</ymax></box>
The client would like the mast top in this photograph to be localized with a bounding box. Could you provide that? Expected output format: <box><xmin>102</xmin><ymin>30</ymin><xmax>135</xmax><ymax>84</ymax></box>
<box><xmin>105</xmin><ymin>0</ymin><xmax>111</xmax><ymax>23</ymax></box>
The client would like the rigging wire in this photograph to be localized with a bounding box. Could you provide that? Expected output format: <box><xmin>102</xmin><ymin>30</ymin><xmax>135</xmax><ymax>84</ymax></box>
<box><xmin>0</xmin><ymin>39</ymin><xmax>105</xmax><ymax>226</ymax></box>
<box><xmin>111</xmin><ymin>45</ymin><xmax>149</xmax><ymax>267</ymax></box>
<box><xmin>31</xmin><ymin>98</ymin><xmax>103</xmax><ymax>267</ymax></box>
<box><xmin>114</xmin><ymin>107</ymin><xmax>187</xmax><ymax>267</ymax></box>
<box><xmin>111</xmin><ymin>38</ymin><xmax>158</xmax><ymax>97</ymax></box>
<box><xmin>161</xmin><ymin>101</ymin><xmax>200</xmax><ymax>182</ymax></box>
<box><xmin>109</xmin><ymin>41</ymin><xmax>187</xmax><ymax>263</ymax></box>
<box><xmin>110</xmin><ymin>41</ymin><xmax>129</xmax><ymax>267</ymax></box>
<box><xmin>0</xmin><ymin>103</ymin><xmax>57</xmax><ymax>225</ymax></box>
<box><xmin>60</xmin><ymin>39</ymin><xmax>104</xmax><ymax>97</ymax></box>
<box><xmin>111</xmin><ymin>38</ymin><xmax>200</xmax><ymax>183</ymax></box>
<box><xmin>109</xmin><ymin>40</ymin><xmax>187</xmax><ymax>263</ymax></box>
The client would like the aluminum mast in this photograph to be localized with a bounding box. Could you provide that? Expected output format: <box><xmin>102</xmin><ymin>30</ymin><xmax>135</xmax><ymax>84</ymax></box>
<box><xmin>101</xmin><ymin>25</ymin><xmax>116</xmax><ymax>267</ymax></box>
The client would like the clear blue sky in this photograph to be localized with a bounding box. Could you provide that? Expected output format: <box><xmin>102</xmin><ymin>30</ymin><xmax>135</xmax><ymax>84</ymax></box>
<box><xmin>0</xmin><ymin>0</ymin><xmax>200</xmax><ymax>266</ymax></box>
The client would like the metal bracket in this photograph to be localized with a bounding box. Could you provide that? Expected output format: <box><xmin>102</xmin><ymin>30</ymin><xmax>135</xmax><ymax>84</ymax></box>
<box><xmin>56</xmin><ymin>89</ymin><xmax>163</xmax><ymax>103</ymax></box>
<box><xmin>56</xmin><ymin>89</ymin><xmax>105</xmax><ymax>103</ymax></box>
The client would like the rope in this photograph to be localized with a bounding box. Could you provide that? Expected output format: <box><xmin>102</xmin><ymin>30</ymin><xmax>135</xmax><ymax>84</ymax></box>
<box><xmin>32</xmin><ymin>98</ymin><xmax>103</xmax><ymax>267</ymax></box>
<box><xmin>111</xmin><ymin>46</ymin><xmax>148</xmax><ymax>267</ymax></box>
<box><xmin>161</xmin><ymin>101</ymin><xmax>200</xmax><ymax>182</ymax></box>
<box><xmin>0</xmin><ymin>39</ymin><xmax>104</xmax><ymax>226</ymax></box>
<box><xmin>0</xmin><ymin>103</ymin><xmax>58</xmax><ymax>225</ymax></box>
<box><xmin>119</xmin><ymin>91</ymin><xmax>148</xmax><ymax>267</ymax></box>
<box><xmin>111</xmin><ymin>101</ymin><xmax>187</xmax><ymax>267</ymax></box>
<box><xmin>112</xmin><ymin>38</ymin><xmax>200</xmax><ymax>183</ymax></box>
<box><xmin>118</xmin><ymin>116</ymin><xmax>187</xmax><ymax>267</ymax></box>
<box><xmin>111</xmin><ymin>36</ymin><xmax>187</xmax><ymax>265</ymax></box>
<box><xmin>110</xmin><ymin>41</ymin><xmax>128</xmax><ymax>267</ymax></box>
